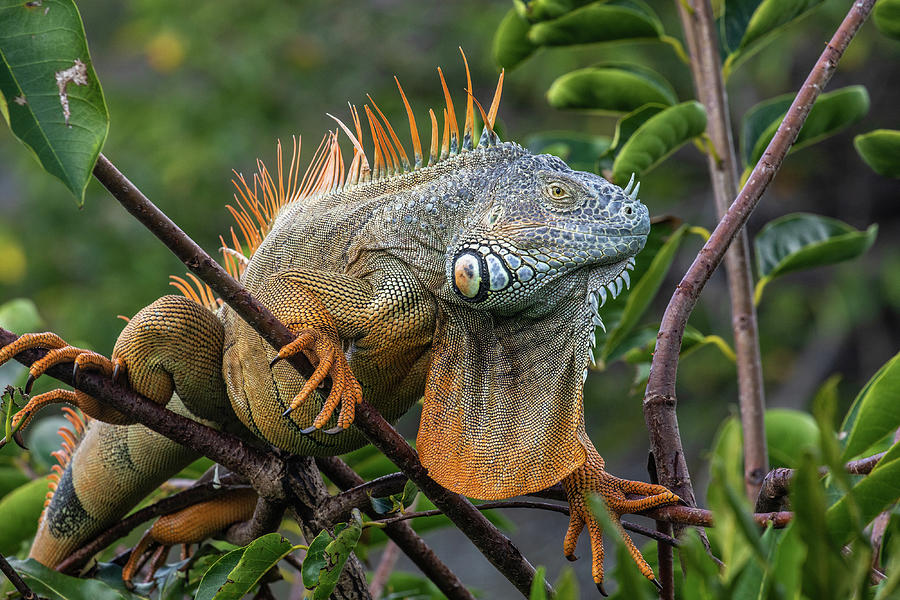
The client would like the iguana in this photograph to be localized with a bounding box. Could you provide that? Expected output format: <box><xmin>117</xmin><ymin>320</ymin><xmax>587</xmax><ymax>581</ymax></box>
<box><xmin>0</xmin><ymin>55</ymin><xmax>678</xmax><ymax>594</ymax></box>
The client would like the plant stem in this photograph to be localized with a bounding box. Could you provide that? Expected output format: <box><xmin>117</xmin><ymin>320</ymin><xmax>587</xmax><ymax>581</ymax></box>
<box><xmin>90</xmin><ymin>155</ymin><xmax>545</xmax><ymax>599</ymax></box>
<box><xmin>675</xmin><ymin>0</ymin><xmax>769</xmax><ymax>503</ymax></box>
<box><xmin>644</xmin><ymin>0</ymin><xmax>876</xmax><ymax>550</ymax></box>
<box><xmin>0</xmin><ymin>551</ymin><xmax>37</xmax><ymax>600</ymax></box>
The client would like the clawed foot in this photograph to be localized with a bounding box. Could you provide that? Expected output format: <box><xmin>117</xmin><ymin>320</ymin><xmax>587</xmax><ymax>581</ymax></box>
<box><xmin>0</xmin><ymin>333</ymin><xmax>127</xmax><ymax>447</ymax></box>
<box><xmin>563</xmin><ymin>448</ymin><xmax>679</xmax><ymax>594</ymax></box>
<box><xmin>271</xmin><ymin>328</ymin><xmax>362</xmax><ymax>435</ymax></box>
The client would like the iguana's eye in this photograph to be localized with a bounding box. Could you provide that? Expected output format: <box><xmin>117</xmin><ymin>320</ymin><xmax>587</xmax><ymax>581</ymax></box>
<box><xmin>549</xmin><ymin>185</ymin><xmax>567</xmax><ymax>199</ymax></box>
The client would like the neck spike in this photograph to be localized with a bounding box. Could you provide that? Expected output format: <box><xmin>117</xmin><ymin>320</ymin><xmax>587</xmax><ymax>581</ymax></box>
<box><xmin>460</xmin><ymin>48</ymin><xmax>474</xmax><ymax>151</ymax></box>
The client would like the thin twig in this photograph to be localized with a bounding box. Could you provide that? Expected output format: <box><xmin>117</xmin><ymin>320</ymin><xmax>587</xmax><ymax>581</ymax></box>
<box><xmin>0</xmin><ymin>551</ymin><xmax>38</xmax><ymax>600</ymax></box>
<box><xmin>369</xmin><ymin>540</ymin><xmax>402</xmax><ymax>598</ymax></box>
<box><xmin>674</xmin><ymin>0</ymin><xmax>768</xmax><ymax>504</ymax></box>
<box><xmin>90</xmin><ymin>154</ymin><xmax>545</xmax><ymax>598</ymax></box>
<box><xmin>316</xmin><ymin>456</ymin><xmax>475</xmax><ymax>600</ymax></box>
<box><xmin>643</xmin><ymin>3</ymin><xmax>876</xmax><ymax>593</ymax></box>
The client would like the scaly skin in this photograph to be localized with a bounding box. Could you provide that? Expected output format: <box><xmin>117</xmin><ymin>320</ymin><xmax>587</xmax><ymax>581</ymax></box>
<box><xmin>0</xmin><ymin>77</ymin><xmax>679</xmax><ymax>591</ymax></box>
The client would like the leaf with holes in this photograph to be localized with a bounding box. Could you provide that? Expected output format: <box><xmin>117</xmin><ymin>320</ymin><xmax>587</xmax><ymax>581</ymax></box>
<box><xmin>195</xmin><ymin>547</ymin><xmax>246</xmax><ymax>600</ymax></box>
<box><xmin>492</xmin><ymin>8</ymin><xmax>537</xmax><ymax>69</ymax></box>
<box><xmin>210</xmin><ymin>533</ymin><xmax>295</xmax><ymax>600</ymax></box>
<box><xmin>0</xmin><ymin>0</ymin><xmax>108</xmax><ymax>203</ymax></box>
<box><xmin>528</xmin><ymin>0</ymin><xmax>663</xmax><ymax>47</ymax></box>
<box><xmin>546</xmin><ymin>64</ymin><xmax>677</xmax><ymax>115</ymax></box>
<box><xmin>610</xmin><ymin>101</ymin><xmax>706</xmax><ymax>184</ymax></box>
<box><xmin>854</xmin><ymin>130</ymin><xmax>900</xmax><ymax>178</ymax></box>
<box><xmin>753</xmin><ymin>213</ymin><xmax>877</xmax><ymax>303</ymax></box>
<box><xmin>742</xmin><ymin>86</ymin><xmax>869</xmax><ymax>169</ymax></box>
<box><xmin>310</xmin><ymin>509</ymin><xmax>364</xmax><ymax>600</ymax></box>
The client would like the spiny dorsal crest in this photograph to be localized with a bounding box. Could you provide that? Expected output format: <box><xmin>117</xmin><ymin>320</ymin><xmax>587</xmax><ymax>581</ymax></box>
<box><xmin>175</xmin><ymin>49</ymin><xmax>505</xmax><ymax>310</ymax></box>
<box><xmin>43</xmin><ymin>407</ymin><xmax>89</xmax><ymax>514</ymax></box>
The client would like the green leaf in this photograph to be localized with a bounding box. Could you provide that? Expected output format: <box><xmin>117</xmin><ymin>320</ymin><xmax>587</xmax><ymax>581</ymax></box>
<box><xmin>0</xmin><ymin>478</ymin><xmax>47</xmax><ymax>555</ymax></box>
<box><xmin>528</xmin><ymin>1</ymin><xmax>663</xmax><ymax>47</ymax></box>
<box><xmin>301</xmin><ymin>529</ymin><xmax>333</xmax><ymax>589</ymax></box>
<box><xmin>546</xmin><ymin>64</ymin><xmax>677</xmax><ymax>115</ymax></box>
<box><xmin>840</xmin><ymin>351</ymin><xmax>900</xmax><ymax>461</ymax></box>
<box><xmin>311</xmin><ymin>509</ymin><xmax>364</xmax><ymax>600</ymax></box>
<box><xmin>0</xmin><ymin>298</ymin><xmax>44</xmax><ymax>332</ymax></box>
<box><xmin>753</xmin><ymin>213</ymin><xmax>877</xmax><ymax>304</ymax></box>
<box><xmin>0</xmin><ymin>0</ymin><xmax>109</xmax><ymax>203</ymax></box>
<box><xmin>520</xmin><ymin>0</ymin><xmax>596</xmax><ymax>21</ymax></box>
<box><xmin>210</xmin><ymin>533</ymin><xmax>294</xmax><ymax>600</ymax></box>
<box><xmin>610</xmin><ymin>101</ymin><xmax>706</xmax><ymax>184</ymax></box>
<box><xmin>400</xmin><ymin>479</ymin><xmax>418</xmax><ymax>509</ymax></box>
<box><xmin>6</xmin><ymin>557</ymin><xmax>133</xmax><ymax>600</ymax></box>
<box><xmin>378</xmin><ymin>571</ymin><xmax>444</xmax><ymax>600</ymax></box>
<box><xmin>492</xmin><ymin>8</ymin><xmax>537</xmax><ymax>70</ymax></box>
<box><xmin>0</xmin><ymin>466</ymin><xmax>29</xmax><ymax>500</ymax></box>
<box><xmin>873</xmin><ymin>0</ymin><xmax>900</xmax><ymax>40</ymax></box>
<box><xmin>743</xmin><ymin>86</ymin><xmax>870</xmax><ymax>169</ymax></box>
<box><xmin>600</xmin><ymin>224</ymin><xmax>687</xmax><ymax>363</ymax></box>
<box><xmin>720</xmin><ymin>0</ymin><xmax>824</xmax><ymax>77</ymax></box>
<box><xmin>194</xmin><ymin>547</ymin><xmax>246</xmax><ymax>600</ymax></box>
<box><xmin>739</xmin><ymin>94</ymin><xmax>792</xmax><ymax>170</ymax></box>
<box><xmin>526</xmin><ymin>131</ymin><xmax>611</xmax><ymax>173</ymax></box>
<box><xmin>529</xmin><ymin>566</ymin><xmax>547</xmax><ymax>600</ymax></box>
<box><xmin>854</xmin><ymin>129</ymin><xmax>900</xmax><ymax>178</ymax></box>
<box><xmin>827</xmin><ymin>456</ymin><xmax>900</xmax><ymax>546</ymax></box>
<box><xmin>553</xmin><ymin>567</ymin><xmax>580</xmax><ymax>600</ymax></box>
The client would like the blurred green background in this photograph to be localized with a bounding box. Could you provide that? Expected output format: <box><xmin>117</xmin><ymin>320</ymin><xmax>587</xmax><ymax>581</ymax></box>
<box><xmin>1</xmin><ymin>0</ymin><xmax>898</xmax><ymax>596</ymax></box>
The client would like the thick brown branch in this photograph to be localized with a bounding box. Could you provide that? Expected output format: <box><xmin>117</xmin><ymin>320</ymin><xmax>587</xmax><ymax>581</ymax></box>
<box><xmin>644</xmin><ymin>0</ymin><xmax>876</xmax><ymax>565</ymax></box>
<box><xmin>675</xmin><ymin>0</ymin><xmax>768</xmax><ymax>504</ymax></box>
<box><xmin>91</xmin><ymin>154</ymin><xmax>544</xmax><ymax>598</ymax></box>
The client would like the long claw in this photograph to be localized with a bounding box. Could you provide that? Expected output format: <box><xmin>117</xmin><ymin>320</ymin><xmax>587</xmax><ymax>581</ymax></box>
<box><xmin>300</xmin><ymin>425</ymin><xmax>319</xmax><ymax>435</ymax></box>
<box><xmin>112</xmin><ymin>360</ymin><xmax>123</xmax><ymax>382</ymax></box>
<box><xmin>13</xmin><ymin>430</ymin><xmax>26</xmax><ymax>450</ymax></box>
<box><xmin>72</xmin><ymin>362</ymin><xmax>80</xmax><ymax>381</ymax></box>
<box><xmin>565</xmin><ymin>553</ymin><xmax>578</xmax><ymax>562</ymax></box>
<box><xmin>269</xmin><ymin>355</ymin><xmax>283</xmax><ymax>369</ymax></box>
<box><xmin>323</xmin><ymin>426</ymin><xmax>345</xmax><ymax>435</ymax></box>
<box><xmin>24</xmin><ymin>374</ymin><xmax>35</xmax><ymax>395</ymax></box>
<box><xmin>652</xmin><ymin>578</ymin><xmax>663</xmax><ymax>592</ymax></box>
<box><xmin>596</xmin><ymin>582</ymin><xmax>607</xmax><ymax>597</ymax></box>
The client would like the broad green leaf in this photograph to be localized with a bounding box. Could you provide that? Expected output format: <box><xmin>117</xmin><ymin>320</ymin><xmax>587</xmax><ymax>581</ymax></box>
<box><xmin>720</xmin><ymin>0</ymin><xmax>824</xmax><ymax>77</ymax></box>
<box><xmin>0</xmin><ymin>478</ymin><xmax>47</xmax><ymax>555</ymax></box>
<box><xmin>873</xmin><ymin>0</ymin><xmax>900</xmax><ymax>40</ymax></box>
<box><xmin>840</xmin><ymin>351</ymin><xmax>900</xmax><ymax>461</ymax></box>
<box><xmin>854</xmin><ymin>129</ymin><xmax>900</xmax><ymax>178</ymax></box>
<box><xmin>311</xmin><ymin>509</ymin><xmax>364</xmax><ymax>600</ymax></box>
<box><xmin>739</xmin><ymin>94</ymin><xmax>792</xmax><ymax>169</ymax></box>
<box><xmin>706</xmin><ymin>460</ymin><xmax>760</xmax><ymax>579</ymax></box>
<box><xmin>529</xmin><ymin>566</ymin><xmax>547</xmax><ymax>600</ymax></box>
<box><xmin>400</xmin><ymin>479</ymin><xmax>418</xmax><ymax>508</ymax></box>
<box><xmin>525</xmin><ymin>131</ymin><xmax>611</xmax><ymax>172</ymax></box>
<box><xmin>194</xmin><ymin>547</ymin><xmax>245</xmax><ymax>600</ymax></box>
<box><xmin>492</xmin><ymin>8</ymin><xmax>537</xmax><ymax>70</ymax></box>
<box><xmin>600</xmin><ymin>224</ymin><xmax>687</xmax><ymax>363</ymax></box>
<box><xmin>554</xmin><ymin>567</ymin><xmax>579</xmax><ymax>600</ymax></box>
<box><xmin>610</xmin><ymin>101</ymin><xmax>706</xmax><ymax>184</ymax></box>
<box><xmin>211</xmin><ymin>533</ymin><xmax>294</xmax><ymax>600</ymax></box>
<box><xmin>0</xmin><ymin>0</ymin><xmax>108</xmax><ymax>203</ymax></box>
<box><xmin>519</xmin><ymin>0</ymin><xmax>596</xmax><ymax>21</ymax></box>
<box><xmin>0</xmin><ymin>298</ymin><xmax>44</xmax><ymax>332</ymax></box>
<box><xmin>753</xmin><ymin>213</ymin><xmax>877</xmax><ymax>304</ymax></box>
<box><xmin>7</xmin><ymin>558</ymin><xmax>133</xmax><ymax>600</ymax></box>
<box><xmin>0</xmin><ymin>466</ymin><xmax>29</xmax><ymax>499</ymax></box>
<box><xmin>369</xmin><ymin>493</ymin><xmax>398</xmax><ymax>515</ymax></box>
<box><xmin>729</xmin><ymin>525</ymin><xmax>779</xmax><ymax>599</ymax></box>
<box><xmin>827</xmin><ymin>456</ymin><xmax>900</xmax><ymax>545</ymax></box>
<box><xmin>744</xmin><ymin>86</ymin><xmax>870</xmax><ymax>168</ymax></box>
<box><xmin>301</xmin><ymin>528</ymin><xmax>333</xmax><ymax>588</ymax></box>
<box><xmin>546</xmin><ymin>64</ymin><xmax>677</xmax><ymax>114</ymax></box>
<box><xmin>607</xmin><ymin>103</ymin><xmax>667</xmax><ymax>153</ymax></box>
<box><xmin>528</xmin><ymin>1</ymin><xmax>663</xmax><ymax>47</ymax></box>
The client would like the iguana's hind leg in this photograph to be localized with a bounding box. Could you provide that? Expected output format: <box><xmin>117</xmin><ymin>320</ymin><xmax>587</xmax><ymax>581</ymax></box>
<box><xmin>0</xmin><ymin>295</ymin><xmax>229</xmax><ymax>432</ymax></box>
<box><xmin>562</xmin><ymin>441</ymin><xmax>679</xmax><ymax>594</ymax></box>
<box><xmin>5</xmin><ymin>295</ymin><xmax>234</xmax><ymax>568</ymax></box>
<box><xmin>122</xmin><ymin>487</ymin><xmax>258</xmax><ymax>583</ymax></box>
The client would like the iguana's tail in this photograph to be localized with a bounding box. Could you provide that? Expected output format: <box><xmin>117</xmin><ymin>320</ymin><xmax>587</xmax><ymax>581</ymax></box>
<box><xmin>30</xmin><ymin>398</ymin><xmax>201</xmax><ymax>567</ymax></box>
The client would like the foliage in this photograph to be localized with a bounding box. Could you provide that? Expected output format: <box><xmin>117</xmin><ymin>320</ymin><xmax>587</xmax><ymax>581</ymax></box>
<box><xmin>0</xmin><ymin>0</ymin><xmax>898</xmax><ymax>598</ymax></box>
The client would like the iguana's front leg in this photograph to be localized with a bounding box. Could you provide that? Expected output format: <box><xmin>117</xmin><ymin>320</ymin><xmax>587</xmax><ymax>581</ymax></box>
<box><xmin>562</xmin><ymin>440</ymin><xmax>678</xmax><ymax>595</ymax></box>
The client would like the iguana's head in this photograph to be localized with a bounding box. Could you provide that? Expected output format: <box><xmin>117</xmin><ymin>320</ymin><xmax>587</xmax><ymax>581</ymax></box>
<box><xmin>447</xmin><ymin>150</ymin><xmax>649</xmax><ymax>315</ymax></box>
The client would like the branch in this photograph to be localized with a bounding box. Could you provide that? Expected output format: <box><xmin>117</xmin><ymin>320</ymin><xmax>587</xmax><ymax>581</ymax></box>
<box><xmin>0</xmin><ymin>551</ymin><xmax>38</xmax><ymax>600</ymax></box>
<box><xmin>316</xmin><ymin>456</ymin><xmax>474</xmax><ymax>600</ymax></box>
<box><xmin>90</xmin><ymin>154</ymin><xmax>544</xmax><ymax>598</ymax></box>
<box><xmin>56</xmin><ymin>477</ymin><xmax>248</xmax><ymax>573</ymax></box>
<box><xmin>675</xmin><ymin>0</ymin><xmax>768</xmax><ymax>504</ymax></box>
<box><xmin>644</xmin><ymin>0</ymin><xmax>876</xmax><ymax>550</ymax></box>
